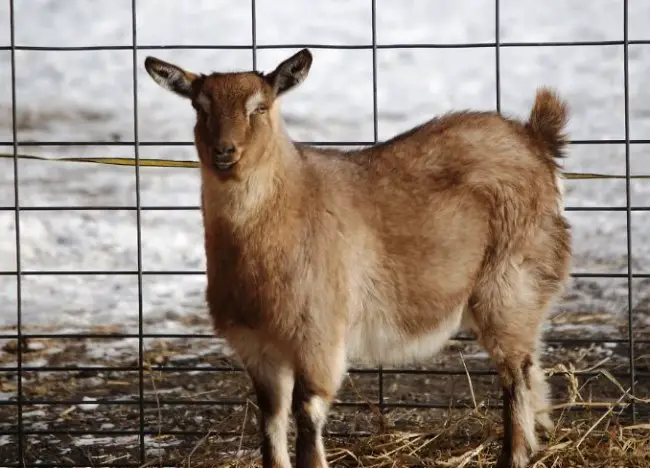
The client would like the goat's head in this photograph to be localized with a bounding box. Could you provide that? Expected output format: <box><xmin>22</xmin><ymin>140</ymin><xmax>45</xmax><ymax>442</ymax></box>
<box><xmin>144</xmin><ymin>49</ymin><xmax>313</xmax><ymax>175</ymax></box>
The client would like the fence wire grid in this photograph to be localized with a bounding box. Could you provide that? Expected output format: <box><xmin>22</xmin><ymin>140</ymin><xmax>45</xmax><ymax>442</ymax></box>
<box><xmin>1</xmin><ymin>0</ymin><xmax>649</xmax><ymax>466</ymax></box>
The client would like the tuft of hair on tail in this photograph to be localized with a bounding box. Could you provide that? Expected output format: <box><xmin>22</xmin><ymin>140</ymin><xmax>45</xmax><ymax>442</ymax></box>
<box><xmin>526</xmin><ymin>87</ymin><xmax>569</xmax><ymax>159</ymax></box>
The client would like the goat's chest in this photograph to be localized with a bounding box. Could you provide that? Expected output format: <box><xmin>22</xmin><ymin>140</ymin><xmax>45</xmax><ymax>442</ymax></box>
<box><xmin>203</xmin><ymin>231</ymin><xmax>302</xmax><ymax>333</ymax></box>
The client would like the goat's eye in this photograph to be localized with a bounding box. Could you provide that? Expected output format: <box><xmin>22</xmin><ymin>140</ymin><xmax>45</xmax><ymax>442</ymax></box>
<box><xmin>255</xmin><ymin>105</ymin><xmax>268</xmax><ymax>115</ymax></box>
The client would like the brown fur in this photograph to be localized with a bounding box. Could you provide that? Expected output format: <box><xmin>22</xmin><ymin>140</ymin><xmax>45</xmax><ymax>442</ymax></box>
<box><xmin>144</xmin><ymin>49</ymin><xmax>572</xmax><ymax>468</ymax></box>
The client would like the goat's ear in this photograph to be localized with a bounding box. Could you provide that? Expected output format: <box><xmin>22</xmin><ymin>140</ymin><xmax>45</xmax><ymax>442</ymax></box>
<box><xmin>265</xmin><ymin>48</ymin><xmax>313</xmax><ymax>97</ymax></box>
<box><xmin>144</xmin><ymin>56</ymin><xmax>198</xmax><ymax>99</ymax></box>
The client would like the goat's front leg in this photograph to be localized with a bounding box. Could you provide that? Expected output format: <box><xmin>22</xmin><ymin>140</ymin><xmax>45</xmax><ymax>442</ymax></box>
<box><xmin>292</xmin><ymin>340</ymin><xmax>346</xmax><ymax>468</ymax></box>
<box><xmin>245</xmin><ymin>354</ymin><xmax>294</xmax><ymax>468</ymax></box>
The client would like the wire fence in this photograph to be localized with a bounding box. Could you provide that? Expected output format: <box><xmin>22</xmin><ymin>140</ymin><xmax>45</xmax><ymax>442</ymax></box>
<box><xmin>1</xmin><ymin>0</ymin><xmax>647</xmax><ymax>466</ymax></box>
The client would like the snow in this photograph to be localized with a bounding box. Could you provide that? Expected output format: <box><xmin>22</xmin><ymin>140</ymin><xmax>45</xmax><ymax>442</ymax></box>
<box><xmin>0</xmin><ymin>0</ymin><xmax>649</xmax><ymax>337</ymax></box>
<box><xmin>78</xmin><ymin>396</ymin><xmax>99</xmax><ymax>412</ymax></box>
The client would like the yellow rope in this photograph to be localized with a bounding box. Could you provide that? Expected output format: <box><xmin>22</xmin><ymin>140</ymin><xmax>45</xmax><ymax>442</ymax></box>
<box><xmin>1</xmin><ymin>152</ymin><xmax>648</xmax><ymax>180</ymax></box>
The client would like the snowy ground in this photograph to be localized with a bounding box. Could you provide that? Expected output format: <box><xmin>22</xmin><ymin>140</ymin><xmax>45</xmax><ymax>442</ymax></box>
<box><xmin>0</xmin><ymin>0</ymin><xmax>650</xmax><ymax>341</ymax></box>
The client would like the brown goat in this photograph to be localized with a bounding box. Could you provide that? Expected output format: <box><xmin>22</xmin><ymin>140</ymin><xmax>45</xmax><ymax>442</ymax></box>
<box><xmin>144</xmin><ymin>49</ymin><xmax>572</xmax><ymax>468</ymax></box>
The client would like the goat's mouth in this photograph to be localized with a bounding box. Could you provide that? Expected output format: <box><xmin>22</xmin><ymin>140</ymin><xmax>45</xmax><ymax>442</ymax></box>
<box><xmin>213</xmin><ymin>159</ymin><xmax>237</xmax><ymax>171</ymax></box>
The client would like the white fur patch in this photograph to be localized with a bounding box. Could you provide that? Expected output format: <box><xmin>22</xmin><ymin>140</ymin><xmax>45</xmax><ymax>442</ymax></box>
<box><xmin>264</xmin><ymin>367</ymin><xmax>293</xmax><ymax>468</ymax></box>
<box><xmin>307</xmin><ymin>396</ymin><xmax>328</xmax><ymax>429</ymax></box>
<box><xmin>517</xmin><ymin>384</ymin><xmax>538</xmax><ymax>452</ymax></box>
<box><xmin>245</xmin><ymin>90</ymin><xmax>264</xmax><ymax>115</ymax></box>
<box><xmin>228</xmin><ymin>166</ymin><xmax>274</xmax><ymax>225</ymax></box>
<box><xmin>306</xmin><ymin>396</ymin><xmax>330</xmax><ymax>468</ymax></box>
<box><xmin>195</xmin><ymin>92</ymin><xmax>210</xmax><ymax>113</ymax></box>
<box><xmin>340</xmin><ymin>232</ymin><xmax>465</xmax><ymax>367</ymax></box>
<box><xmin>346</xmin><ymin>305</ymin><xmax>465</xmax><ymax>367</ymax></box>
<box><xmin>528</xmin><ymin>361</ymin><xmax>554</xmax><ymax>433</ymax></box>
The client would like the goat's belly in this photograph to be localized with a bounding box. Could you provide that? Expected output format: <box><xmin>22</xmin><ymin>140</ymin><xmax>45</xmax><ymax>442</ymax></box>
<box><xmin>345</xmin><ymin>306</ymin><xmax>465</xmax><ymax>367</ymax></box>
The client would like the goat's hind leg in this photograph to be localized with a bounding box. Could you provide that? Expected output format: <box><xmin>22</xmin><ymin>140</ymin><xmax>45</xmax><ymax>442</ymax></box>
<box><xmin>528</xmin><ymin>354</ymin><xmax>554</xmax><ymax>435</ymax></box>
<box><xmin>469</xmin><ymin>301</ymin><xmax>548</xmax><ymax>466</ymax></box>
<box><xmin>494</xmin><ymin>354</ymin><xmax>539</xmax><ymax>468</ymax></box>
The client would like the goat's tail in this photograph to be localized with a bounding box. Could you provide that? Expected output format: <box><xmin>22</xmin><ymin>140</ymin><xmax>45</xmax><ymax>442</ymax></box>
<box><xmin>526</xmin><ymin>87</ymin><xmax>569</xmax><ymax>159</ymax></box>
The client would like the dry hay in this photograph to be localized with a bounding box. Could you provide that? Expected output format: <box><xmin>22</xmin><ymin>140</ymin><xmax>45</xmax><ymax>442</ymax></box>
<box><xmin>1</xmin><ymin>323</ymin><xmax>649</xmax><ymax>467</ymax></box>
<box><xmin>160</xmin><ymin>363</ymin><xmax>650</xmax><ymax>468</ymax></box>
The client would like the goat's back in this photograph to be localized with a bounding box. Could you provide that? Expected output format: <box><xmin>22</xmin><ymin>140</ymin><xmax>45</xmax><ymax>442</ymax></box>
<box><xmin>304</xmin><ymin>108</ymin><xmax>570</xmax><ymax>365</ymax></box>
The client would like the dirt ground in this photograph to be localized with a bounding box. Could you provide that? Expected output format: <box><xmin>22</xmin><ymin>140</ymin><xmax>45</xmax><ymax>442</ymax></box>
<box><xmin>1</xmin><ymin>299</ymin><xmax>649</xmax><ymax>467</ymax></box>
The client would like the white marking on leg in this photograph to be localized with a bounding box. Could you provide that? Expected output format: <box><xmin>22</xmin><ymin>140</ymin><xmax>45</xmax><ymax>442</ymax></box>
<box><xmin>306</xmin><ymin>396</ymin><xmax>330</xmax><ymax>468</ymax></box>
<box><xmin>512</xmin><ymin>448</ymin><xmax>530</xmax><ymax>468</ymax></box>
<box><xmin>529</xmin><ymin>361</ymin><xmax>554</xmax><ymax>433</ymax></box>
<box><xmin>515</xmin><ymin>381</ymin><xmax>538</xmax><ymax>455</ymax></box>
<box><xmin>264</xmin><ymin>367</ymin><xmax>293</xmax><ymax>468</ymax></box>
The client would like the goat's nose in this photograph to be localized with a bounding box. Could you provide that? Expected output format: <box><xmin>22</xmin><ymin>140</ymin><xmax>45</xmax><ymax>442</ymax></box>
<box><xmin>213</xmin><ymin>145</ymin><xmax>236</xmax><ymax>158</ymax></box>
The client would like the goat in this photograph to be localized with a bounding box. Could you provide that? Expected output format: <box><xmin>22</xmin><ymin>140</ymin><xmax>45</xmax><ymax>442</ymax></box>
<box><xmin>144</xmin><ymin>48</ymin><xmax>572</xmax><ymax>468</ymax></box>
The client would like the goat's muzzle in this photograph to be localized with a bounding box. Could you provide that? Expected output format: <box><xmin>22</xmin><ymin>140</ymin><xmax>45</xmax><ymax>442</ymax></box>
<box><xmin>212</xmin><ymin>145</ymin><xmax>238</xmax><ymax>171</ymax></box>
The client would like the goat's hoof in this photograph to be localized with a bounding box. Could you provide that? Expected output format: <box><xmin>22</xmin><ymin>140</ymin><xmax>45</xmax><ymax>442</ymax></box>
<box><xmin>495</xmin><ymin>451</ymin><xmax>529</xmax><ymax>468</ymax></box>
<box><xmin>535</xmin><ymin>414</ymin><xmax>555</xmax><ymax>440</ymax></box>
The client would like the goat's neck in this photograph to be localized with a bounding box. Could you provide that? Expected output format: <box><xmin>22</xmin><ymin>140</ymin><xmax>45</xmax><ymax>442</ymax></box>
<box><xmin>202</xmin><ymin>124</ymin><xmax>305</xmax><ymax>231</ymax></box>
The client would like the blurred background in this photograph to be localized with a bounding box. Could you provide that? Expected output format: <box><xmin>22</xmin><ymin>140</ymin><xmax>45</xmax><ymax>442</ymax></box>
<box><xmin>0</xmin><ymin>0</ymin><xmax>649</xmax><ymax>344</ymax></box>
